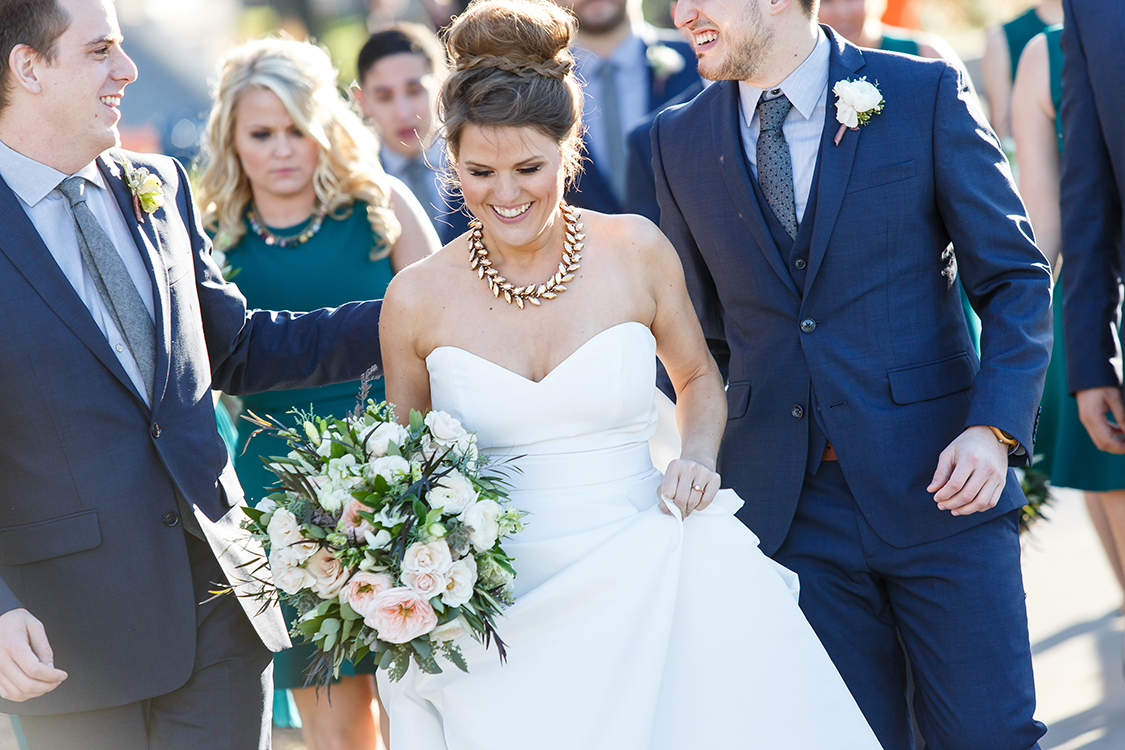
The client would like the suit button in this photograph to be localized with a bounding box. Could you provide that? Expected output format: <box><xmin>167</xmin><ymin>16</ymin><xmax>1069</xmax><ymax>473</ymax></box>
<box><xmin>791</xmin><ymin>405</ymin><xmax>804</xmax><ymax>419</ymax></box>
<box><xmin>794</xmin><ymin>258</ymin><xmax>806</xmax><ymax>270</ymax></box>
<box><xmin>800</xmin><ymin>318</ymin><xmax>816</xmax><ymax>333</ymax></box>
<box><xmin>162</xmin><ymin>512</ymin><xmax>179</xmax><ymax>527</ymax></box>
<box><xmin>151</xmin><ymin>423</ymin><xmax>162</xmax><ymax>438</ymax></box>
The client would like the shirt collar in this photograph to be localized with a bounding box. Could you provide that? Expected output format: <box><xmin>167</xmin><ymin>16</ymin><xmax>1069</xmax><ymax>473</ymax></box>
<box><xmin>738</xmin><ymin>25</ymin><xmax>830</xmax><ymax>124</ymax></box>
<box><xmin>380</xmin><ymin>141</ymin><xmax>445</xmax><ymax>173</ymax></box>
<box><xmin>0</xmin><ymin>137</ymin><xmax>106</xmax><ymax>206</ymax></box>
<box><xmin>573</xmin><ymin>28</ymin><xmax>645</xmax><ymax>73</ymax></box>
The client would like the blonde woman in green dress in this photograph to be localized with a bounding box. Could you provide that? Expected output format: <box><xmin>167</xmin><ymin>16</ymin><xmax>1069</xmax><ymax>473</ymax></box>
<box><xmin>197</xmin><ymin>37</ymin><xmax>439</xmax><ymax>750</ymax></box>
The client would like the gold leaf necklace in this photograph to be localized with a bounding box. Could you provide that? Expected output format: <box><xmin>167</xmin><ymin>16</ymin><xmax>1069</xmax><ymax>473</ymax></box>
<box><xmin>468</xmin><ymin>202</ymin><xmax>583</xmax><ymax>309</ymax></box>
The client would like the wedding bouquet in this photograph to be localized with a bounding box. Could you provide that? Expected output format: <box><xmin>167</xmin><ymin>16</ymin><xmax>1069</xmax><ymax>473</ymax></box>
<box><xmin>241</xmin><ymin>394</ymin><xmax>524</xmax><ymax>685</ymax></box>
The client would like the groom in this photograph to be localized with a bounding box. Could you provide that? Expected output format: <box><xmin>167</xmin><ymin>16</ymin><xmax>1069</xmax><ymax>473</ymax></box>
<box><xmin>0</xmin><ymin>0</ymin><xmax>383</xmax><ymax>747</ymax></box>
<box><xmin>652</xmin><ymin>0</ymin><xmax>1051</xmax><ymax>748</ymax></box>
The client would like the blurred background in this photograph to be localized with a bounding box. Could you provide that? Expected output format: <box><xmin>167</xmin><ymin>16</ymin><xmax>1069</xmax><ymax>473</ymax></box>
<box><xmin>114</xmin><ymin>0</ymin><xmax>1027</xmax><ymax>166</ymax></box>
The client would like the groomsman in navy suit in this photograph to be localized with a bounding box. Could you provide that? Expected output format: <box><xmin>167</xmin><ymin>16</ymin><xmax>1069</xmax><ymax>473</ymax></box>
<box><xmin>1060</xmin><ymin>0</ymin><xmax>1125</xmax><ymax>456</ymax></box>
<box><xmin>558</xmin><ymin>0</ymin><xmax>699</xmax><ymax>214</ymax></box>
<box><xmin>653</xmin><ymin>0</ymin><xmax>1051</xmax><ymax>748</ymax></box>
<box><xmin>0</xmin><ymin>0</ymin><xmax>383</xmax><ymax>747</ymax></box>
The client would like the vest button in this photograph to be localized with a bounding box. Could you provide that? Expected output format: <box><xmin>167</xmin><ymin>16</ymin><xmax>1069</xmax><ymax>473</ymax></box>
<box><xmin>151</xmin><ymin>423</ymin><xmax>162</xmax><ymax>438</ymax></box>
<box><xmin>162</xmin><ymin>512</ymin><xmax>179</xmax><ymax>527</ymax></box>
<box><xmin>800</xmin><ymin>318</ymin><xmax>816</xmax><ymax>333</ymax></box>
<box><xmin>791</xmin><ymin>405</ymin><xmax>804</xmax><ymax>419</ymax></box>
<box><xmin>794</xmin><ymin>258</ymin><xmax>806</xmax><ymax>270</ymax></box>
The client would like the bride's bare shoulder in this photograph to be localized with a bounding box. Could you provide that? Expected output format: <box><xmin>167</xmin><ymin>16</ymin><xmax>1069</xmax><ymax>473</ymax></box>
<box><xmin>383</xmin><ymin>240</ymin><xmax>466</xmax><ymax>316</ymax></box>
<box><xmin>584</xmin><ymin>210</ymin><xmax>681</xmax><ymax>268</ymax></box>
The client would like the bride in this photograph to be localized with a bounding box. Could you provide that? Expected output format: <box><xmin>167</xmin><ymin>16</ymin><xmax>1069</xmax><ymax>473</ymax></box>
<box><xmin>378</xmin><ymin>0</ymin><xmax>882</xmax><ymax>746</ymax></box>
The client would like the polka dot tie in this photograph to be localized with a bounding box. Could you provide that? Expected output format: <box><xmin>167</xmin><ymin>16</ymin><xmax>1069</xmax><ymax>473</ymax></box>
<box><xmin>756</xmin><ymin>94</ymin><xmax>798</xmax><ymax>240</ymax></box>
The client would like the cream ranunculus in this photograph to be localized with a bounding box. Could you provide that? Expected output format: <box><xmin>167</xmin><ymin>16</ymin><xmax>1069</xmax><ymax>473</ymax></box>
<box><xmin>358</xmin><ymin>422</ymin><xmax>410</xmax><ymax>458</ymax></box>
<box><xmin>401</xmin><ymin>568</ymin><xmax>449</xmax><ymax>599</ymax></box>
<box><xmin>402</xmin><ymin>540</ymin><xmax>453</xmax><ymax>575</ymax></box>
<box><xmin>367</xmin><ymin>455</ymin><xmax>411</xmax><ymax>484</ymax></box>
<box><xmin>429</xmin><ymin>470</ymin><xmax>478</xmax><ymax>515</ymax></box>
<box><xmin>459</xmin><ymin>499</ymin><xmax>501</xmax><ymax>552</ymax></box>
<box><xmin>429</xmin><ymin>615</ymin><xmax>471</xmax><ymax>643</ymax></box>
<box><xmin>339</xmin><ymin>571</ymin><xmax>395</xmax><ymax>617</ymax></box>
<box><xmin>440</xmin><ymin>556</ymin><xmax>478</xmax><ymax>607</ymax></box>
<box><xmin>424</xmin><ymin>410</ymin><xmax>468</xmax><ymax>445</ymax></box>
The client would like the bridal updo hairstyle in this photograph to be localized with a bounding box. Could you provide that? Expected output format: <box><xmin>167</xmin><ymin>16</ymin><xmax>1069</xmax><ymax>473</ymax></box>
<box><xmin>439</xmin><ymin>0</ymin><xmax>584</xmax><ymax>187</ymax></box>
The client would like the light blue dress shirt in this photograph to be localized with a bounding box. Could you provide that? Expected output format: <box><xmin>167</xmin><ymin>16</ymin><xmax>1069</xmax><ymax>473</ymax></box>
<box><xmin>574</xmin><ymin>32</ymin><xmax>650</xmax><ymax>172</ymax></box>
<box><xmin>0</xmin><ymin>139</ymin><xmax>155</xmax><ymax>404</ymax></box>
<box><xmin>738</xmin><ymin>27</ymin><xmax>831</xmax><ymax>224</ymax></box>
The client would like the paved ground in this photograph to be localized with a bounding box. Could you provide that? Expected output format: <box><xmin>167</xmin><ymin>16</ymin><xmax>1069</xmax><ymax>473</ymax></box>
<box><xmin>1</xmin><ymin>487</ymin><xmax>1121</xmax><ymax>749</ymax></box>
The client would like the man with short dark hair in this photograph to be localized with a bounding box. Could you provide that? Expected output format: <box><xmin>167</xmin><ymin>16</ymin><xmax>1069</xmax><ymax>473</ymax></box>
<box><xmin>354</xmin><ymin>23</ymin><xmax>467</xmax><ymax>244</ymax></box>
<box><xmin>653</xmin><ymin>0</ymin><xmax>1050</xmax><ymax>747</ymax></box>
<box><xmin>0</xmin><ymin>0</ymin><xmax>384</xmax><ymax>746</ymax></box>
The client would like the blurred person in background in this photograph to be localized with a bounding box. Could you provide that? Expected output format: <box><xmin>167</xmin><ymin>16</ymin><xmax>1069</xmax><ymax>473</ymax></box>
<box><xmin>982</xmin><ymin>0</ymin><xmax>1062</xmax><ymax>143</ymax></box>
<box><xmin>1012</xmin><ymin>23</ymin><xmax>1125</xmax><ymax>632</ymax></box>
<box><xmin>197</xmin><ymin>36</ymin><xmax>439</xmax><ymax>750</ymax></box>
<box><xmin>354</xmin><ymin>24</ymin><xmax>469</xmax><ymax>244</ymax></box>
<box><xmin>1059</xmin><ymin>0</ymin><xmax>1125</xmax><ymax>646</ymax></box>
<box><xmin>557</xmin><ymin>0</ymin><xmax>699</xmax><ymax>214</ymax></box>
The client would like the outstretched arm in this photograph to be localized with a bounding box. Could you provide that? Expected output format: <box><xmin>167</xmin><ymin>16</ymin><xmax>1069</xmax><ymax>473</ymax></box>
<box><xmin>379</xmin><ymin>267</ymin><xmax>433</xmax><ymax>423</ymax></box>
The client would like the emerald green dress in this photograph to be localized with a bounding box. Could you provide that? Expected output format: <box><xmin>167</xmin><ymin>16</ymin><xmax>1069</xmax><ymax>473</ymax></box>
<box><xmin>1003</xmin><ymin>7</ymin><xmax>1050</xmax><ymax>77</ymax></box>
<box><xmin>1032</xmin><ymin>27</ymin><xmax>1125</xmax><ymax>491</ymax></box>
<box><xmin>879</xmin><ymin>31</ymin><xmax>982</xmax><ymax>353</ymax></box>
<box><xmin>223</xmin><ymin>202</ymin><xmax>391</xmax><ymax>688</ymax></box>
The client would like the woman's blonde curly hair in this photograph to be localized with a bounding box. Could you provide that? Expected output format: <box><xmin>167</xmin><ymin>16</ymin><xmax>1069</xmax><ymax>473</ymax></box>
<box><xmin>197</xmin><ymin>37</ymin><xmax>400</xmax><ymax>259</ymax></box>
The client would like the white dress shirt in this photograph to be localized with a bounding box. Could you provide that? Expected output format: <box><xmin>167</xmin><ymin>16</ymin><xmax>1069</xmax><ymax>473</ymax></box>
<box><xmin>0</xmin><ymin>138</ymin><xmax>156</xmax><ymax>404</ymax></box>
<box><xmin>738</xmin><ymin>27</ymin><xmax>831</xmax><ymax>223</ymax></box>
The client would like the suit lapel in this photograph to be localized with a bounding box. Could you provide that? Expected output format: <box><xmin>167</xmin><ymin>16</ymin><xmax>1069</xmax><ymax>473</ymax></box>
<box><xmin>0</xmin><ymin>172</ymin><xmax>147</xmax><ymax>398</ymax></box>
<box><xmin>803</xmin><ymin>29</ymin><xmax>865</xmax><ymax>295</ymax></box>
<box><xmin>98</xmin><ymin>153</ymin><xmax>171</xmax><ymax>406</ymax></box>
<box><xmin>712</xmin><ymin>82</ymin><xmax>800</xmax><ymax>297</ymax></box>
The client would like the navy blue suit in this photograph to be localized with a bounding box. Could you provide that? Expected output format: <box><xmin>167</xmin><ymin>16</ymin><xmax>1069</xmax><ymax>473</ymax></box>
<box><xmin>566</xmin><ymin>32</ymin><xmax>699</xmax><ymax>215</ymax></box>
<box><xmin>0</xmin><ymin>150</ymin><xmax>382</xmax><ymax>727</ymax></box>
<box><xmin>654</xmin><ymin>28</ymin><xmax>1050</xmax><ymax>749</ymax></box>
<box><xmin>1060</xmin><ymin>0</ymin><xmax>1125</xmax><ymax>394</ymax></box>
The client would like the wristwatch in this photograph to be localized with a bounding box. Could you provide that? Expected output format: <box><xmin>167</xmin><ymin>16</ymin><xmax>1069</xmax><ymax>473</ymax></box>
<box><xmin>988</xmin><ymin>426</ymin><xmax>1019</xmax><ymax>447</ymax></box>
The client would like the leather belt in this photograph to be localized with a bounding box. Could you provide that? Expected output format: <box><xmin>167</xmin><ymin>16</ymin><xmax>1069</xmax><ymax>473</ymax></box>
<box><xmin>822</xmin><ymin>443</ymin><xmax>838</xmax><ymax>461</ymax></box>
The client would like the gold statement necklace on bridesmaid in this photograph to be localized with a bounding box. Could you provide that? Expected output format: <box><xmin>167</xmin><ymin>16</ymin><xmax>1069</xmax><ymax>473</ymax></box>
<box><xmin>247</xmin><ymin>203</ymin><xmax>329</xmax><ymax>248</ymax></box>
<box><xmin>468</xmin><ymin>202</ymin><xmax>584</xmax><ymax>309</ymax></box>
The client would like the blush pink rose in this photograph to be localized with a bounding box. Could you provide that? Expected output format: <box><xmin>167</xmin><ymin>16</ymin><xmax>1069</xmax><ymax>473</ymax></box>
<box><xmin>338</xmin><ymin>499</ymin><xmax>375</xmax><ymax>541</ymax></box>
<box><xmin>306</xmin><ymin>548</ymin><xmax>352</xmax><ymax>599</ymax></box>
<box><xmin>339</xmin><ymin>572</ymin><xmax>394</xmax><ymax>617</ymax></box>
<box><xmin>366</xmin><ymin>587</ymin><xmax>438</xmax><ymax>643</ymax></box>
<box><xmin>401</xmin><ymin>568</ymin><xmax>448</xmax><ymax>599</ymax></box>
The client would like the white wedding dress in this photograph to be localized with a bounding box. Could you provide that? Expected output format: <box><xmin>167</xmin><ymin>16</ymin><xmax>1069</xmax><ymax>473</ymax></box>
<box><xmin>378</xmin><ymin>322</ymin><xmax>882</xmax><ymax>749</ymax></box>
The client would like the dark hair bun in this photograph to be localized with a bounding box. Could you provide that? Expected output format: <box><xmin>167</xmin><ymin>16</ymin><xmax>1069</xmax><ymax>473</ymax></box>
<box><xmin>446</xmin><ymin>0</ymin><xmax>576</xmax><ymax>81</ymax></box>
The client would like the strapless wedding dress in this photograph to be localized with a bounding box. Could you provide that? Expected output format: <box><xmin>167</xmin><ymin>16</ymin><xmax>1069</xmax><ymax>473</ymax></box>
<box><xmin>378</xmin><ymin>322</ymin><xmax>881</xmax><ymax>749</ymax></box>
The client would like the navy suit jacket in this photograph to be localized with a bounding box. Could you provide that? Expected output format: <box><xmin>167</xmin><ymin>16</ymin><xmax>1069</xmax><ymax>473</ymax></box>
<box><xmin>566</xmin><ymin>31</ymin><xmax>699</xmax><ymax>215</ymax></box>
<box><xmin>653</xmin><ymin>29</ymin><xmax>1052</xmax><ymax>554</ymax></box>
<box><xmin>1060</xmin><ymin>0</ymin><xmax>1125</xmax><ymax>393</ymax></box>
<box><xmin>0</xmin><ymin>150</ymin><xmax>383</xmax><ymax>715</ymax></box>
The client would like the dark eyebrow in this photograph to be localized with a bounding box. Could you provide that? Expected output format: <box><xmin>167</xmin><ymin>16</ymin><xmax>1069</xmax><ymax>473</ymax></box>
<box><xmin>463</xmin><ymin>155</ymin><xmax>547</xmax><ymax>169</ymax></box>
<box><xmin>84</xmin><ymin>34</ymin><xmax>123</xmax><ymax>49</ymax></box>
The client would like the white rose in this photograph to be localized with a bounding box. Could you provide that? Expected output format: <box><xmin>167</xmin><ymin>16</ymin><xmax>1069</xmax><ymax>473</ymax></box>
<box><xmin>440</xmin><ymin>556</ymin><xmax>478</xmax><ymax>607</ymax></box>
<box><xmin>267</xmin><ymin>508</ymin><xmax>303</xmax><ymax>549</ymax></box>
<box><xmin>402</xmin><ymin>540</ymin><xmax>453</xmax><ymax>575</ymax></box>
<box><xmin>358</xmin><ymin>422</ymin><xmax>410</xmax><ymax>458</ymax></box>
<box><xmin>429</xmin><ymin>615</ymin><xmax>471</xmax><ymax>643</ymax></box>
<box><xmin>833</xmin><ymin>78</ymin><xmax>882</xmax><ymax>129</ymax></box>
<box><xmin>429</xmin><ymin>471</ymin><xmax>478</xmax><ymax>515</ymax></box>
<box><xmin>402</xmin><ymin>567</ymin><xmax>449</xmax><ymax>598</ymax></box>
<box><xmin>367</xmin><ymin>455</ymin><xmax>411</xmax><ymax>483</ymax></box>
<box><xmin>306</xmin><ymin>548</ymin><xmax>353</xmax><ymax>599</ymax></box>
<box><xmin>256</xmin><ymin>497</ymin><xmax>277</xmax><ymax>515</ymax></box>
<box><xmin>424</xmin><ymin>411</ymin><xmax>468</xmax><ymax>445</ymax></box>
<box><xmin>459</xmin><ymin>499</ymin><xmax>501</xmax><ymax>552</ymax></box>
<box><xmin>269</xmin><ymin>547</ymin><xmax>313</xmax><ymax>595</ymax></box>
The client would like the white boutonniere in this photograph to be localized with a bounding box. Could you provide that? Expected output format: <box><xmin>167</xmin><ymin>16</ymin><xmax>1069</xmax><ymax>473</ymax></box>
<box><xmin>646</xmin><ymin>43</ymin><xmax>686</xmax><ymax>80</ymax></box>
<box><xmin>119</xmin><ymin>158</ymin><xmax>164</xmax><ymax>222</ymax></box>
<box><xmin>832</xmin><ymin>77</ymin><xmax>884</xmax><ymax>145</ymax></box>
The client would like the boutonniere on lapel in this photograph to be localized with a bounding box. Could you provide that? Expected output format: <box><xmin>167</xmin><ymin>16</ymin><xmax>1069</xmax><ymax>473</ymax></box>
<box><xmin>646</xmin><ymin>43</ymin><xmax>686</xmax><ymax>81</ymax></box>
<box><xmin>832</xmin><ymin>77</ymin><xmax>884</xmax><ymax>146</ymax></box>
<box><xmin>119</xmin><ymin>158</ymin><xmax>164</xmax><ymax>223</ymax></box>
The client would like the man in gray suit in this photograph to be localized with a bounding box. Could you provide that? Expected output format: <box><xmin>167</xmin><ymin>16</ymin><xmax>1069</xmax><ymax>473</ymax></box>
<box><xmin>0</xmin><ymin>0</ymin><xmax>384</xmax><ymax>747</ymax></box>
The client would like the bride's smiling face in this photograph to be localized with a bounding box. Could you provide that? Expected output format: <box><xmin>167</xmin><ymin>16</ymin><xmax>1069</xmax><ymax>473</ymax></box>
<box><xmin>456</xmin><ymin>124</ymin><xmax>566</xmax><ymax>252</ymax></box>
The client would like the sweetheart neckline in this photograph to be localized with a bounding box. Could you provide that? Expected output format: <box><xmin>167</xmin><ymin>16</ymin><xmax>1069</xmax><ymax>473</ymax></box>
<box><xmin>426</xmin><ymin>321</ymin><xmax>652</xmax><ymax>384</ymax></box>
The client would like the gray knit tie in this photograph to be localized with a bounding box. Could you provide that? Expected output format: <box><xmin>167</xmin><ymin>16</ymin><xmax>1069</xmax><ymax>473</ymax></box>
<box><xmin>756</xmin><ymin>94</ymin><xmax>798</xmax><ymax>239</ymax></box>
<box><xmin>598</xmin><ymin>60</ymin><xmax>627</xmax><ymax>201</ymax></box>
<box><xmin>58</xmin><ymin>176</ymin><xmax>155</xmax><ymax>401</ymax></box>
